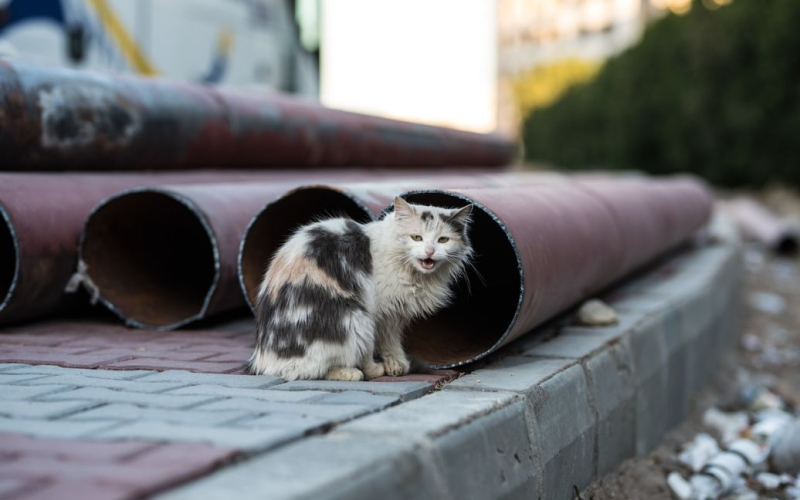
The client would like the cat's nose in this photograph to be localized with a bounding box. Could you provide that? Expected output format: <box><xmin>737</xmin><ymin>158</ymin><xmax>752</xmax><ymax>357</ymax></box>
<box><xmin>425</xmin><ymin>247</ymin><xmax>435</xmax><ymax>257</ymax></box>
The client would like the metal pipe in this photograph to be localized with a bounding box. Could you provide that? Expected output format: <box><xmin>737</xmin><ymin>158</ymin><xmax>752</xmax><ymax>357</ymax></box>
<box><xmin>239</xmin><ymin>175</ymin><xmax>712</xmax><ymax>368</ymax></box>
<box><xmin>76</xmin><ymin>171</ymin><xmax>463</xmax><ymax>329</ymax></box>
<box><xmin>0</xmin><ymin>61</ymin><xmax>516</xmax><ymax>171</ymax></box>
<box><xmin>722</xmin><ymin>198</ymin><xmax>798</xmax><ymax>254</ymax></box>
<box><xmin>0</xmin><ymin>169</ymin><xmax>435</xmax><ymax>326</ymax></box>
<box><xmin>237</xmin><ymin>172</ymin><xmax>568</xmax><ymax>309</ymax></box>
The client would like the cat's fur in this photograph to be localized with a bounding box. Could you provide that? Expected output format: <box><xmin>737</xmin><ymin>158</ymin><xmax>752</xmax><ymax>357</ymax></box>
<box><xmin>248</xmin><ymin>196</ymin><xmax>474</xmax><ymax>381</ymax></box>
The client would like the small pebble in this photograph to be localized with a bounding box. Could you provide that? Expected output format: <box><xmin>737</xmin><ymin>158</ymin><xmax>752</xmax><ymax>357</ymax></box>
<box><xmin>749</xmin><ymin>291</ymin><xmax>787</xmax><ymax>315</ymax></box>
<box><xmin>576</xmin><ymin>299</ymin><xmax>618</xmax><ymax>326</ymax></box>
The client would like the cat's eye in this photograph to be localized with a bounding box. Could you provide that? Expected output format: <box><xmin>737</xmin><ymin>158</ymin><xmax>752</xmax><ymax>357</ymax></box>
<box><xmin>437</xmin><ymin>237</ymin><xmax>450</xmax><ymax>243</ymax></box>
<box><xmin>411</xmin><ymin>235</ymin><xmax>423</xmax><ymax>241</ymax></box>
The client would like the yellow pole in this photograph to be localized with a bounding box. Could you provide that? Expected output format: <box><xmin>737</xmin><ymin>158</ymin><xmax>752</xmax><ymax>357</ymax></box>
<box><xmin>85</xmin><ymin>0</ymin><xmax>159</xmax><ymax>76</ymax></box>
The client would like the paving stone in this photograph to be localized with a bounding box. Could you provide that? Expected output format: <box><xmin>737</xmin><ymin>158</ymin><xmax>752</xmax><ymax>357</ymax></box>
<box><xmin>584</xmin><ymin>341</ymin><xmax>635</xmax><ymax>477</ymax></box>
<box><xmin>0</xmin><ymin>478</ymin><xmax>31</xmax><ymax>497</ymax></box>
<box><xmin>96</xmin><ymin>421</ymin><xmax>298</xmax><ymax>451</ymax></box>
<box><xmin>230</xmin><ymin>413</ymin><xmax>332</xmax><ymax>432</ymax></box>
<box><xmin>0</xmin><ymin>363</ymin><xmax>31</xmax><ymax>372</ymax></box>
<box><xmin>659</xmin><ymin>303</ymin><xmax>692</xmax><ymax>430</ymax></box>
<box><xmin>341</xmin><ymin>390</ymin><xmax>520</xmax><ymax>437</ymax></box>
<box><xmin>447</xmin><ymin>356</ymin><xmax>575</xmax><ymax>393</ymax></box>
<box><xmin>155</xmin><ymin>432</ymin><xmax>443</xmax><ymax>500</ymax></box>
<box><xmin>17</xmin><ymin>375</ymin><xmax>188</xmax><ymax>393</ymax></box>
<box><xmin>0</xmin><ymin>351</ymin><xmax>135</xmax><ymax>368</ymax></box>
<box><xmin>522</xmin><ymin>309</ymin><xmax>642</xmax><ymax>360</ymax></box>
<box><xmin>529</xmin><ymin>363</ymin><xmax>595</xmax><ymax>500</ymax></box>
<box><xmin>314</xmin><ymin>391</ymin><xmax>399</xmax><ymax>409</ymax></box>
<box><xmin>65</xmin><ymin>404</ymin><xmax>251</xmax><ymax>426</ymax></box>
<box><xmin>0</xmin><ymin>365</ymin><xmax>155</xmax><ymax>379</ymax></box>
<box><xmin>0</xmin><ymin>400</ymin><xmax>102</xmax><ymax>419</ymax></box>
<box><xmin>0</xmin><ymin>434</ymin><xmax>237</xmax><ymax>500</ymax></box>
<box><xmin>100</xmin><ymin>358</ymin><xmax>244</xmax><ymax>373</ymax></box>
<box><xmin>0</xmin><ymin>417</ymin><xmax>121</xmax><ymax>439</ymax></box>
<box><xmin>273</xmin><ymin>380</ymin><xmax>432</xmax><ymax>401</ymax></box>
<box><xmin>430</xmin><ymin>400</ymin><xmax>539</xmax><ymax>499</ymax></box>
<box><xmin>0</xmin><ymin>432</ymin><xmax>157</xmax><ymax>461</ymax></box>
<box><xmin>135</xmin><ymin>370</ymin><xmax>282</xmax><ymax>388</ymax></box>
<box><xmin>0</xmin><ymin>384</ymin><xmax>75</xmax><ymax>401</ymax></box>
<box><xmin>165</xmin><ymin>385</ymin><xmax>327</xmax><ymax>402</ymax></box>
<box><xmin>627</xmin><ymin>312</ymin><xmax>669</xmax><ymax>456</ymax></box>
<box><xmin>8</xmin><ymin>481</ymin><xmax>131</xmax><ymax>500</ymax></box>
<box><xmin>194</xmin><ymin>398</ymin><xmax>373</xmax><ymax>421</ymax></box>
<box><xmin>39</xmin><ymin>387</ymin><xmax>219</xmax><ymax>409</ymax></box>
<box><xmin>0</xmin><ymin>373</ymin><xmax>53</xmax><ymax>384</ymax></box>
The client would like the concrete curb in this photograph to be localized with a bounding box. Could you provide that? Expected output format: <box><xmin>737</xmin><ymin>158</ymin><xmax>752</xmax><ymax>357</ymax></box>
<box><xmin>158</xmin><ymin>225</ymin><xmax>744</xmax><ymax>500</ymax></box>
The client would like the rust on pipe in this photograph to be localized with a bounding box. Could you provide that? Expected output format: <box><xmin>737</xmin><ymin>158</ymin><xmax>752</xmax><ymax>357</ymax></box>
<box><xmin>0</xmin><ymin>170</ymin><xmax>432</xmax><ymax>326</ymax></box>
<box><xmin>239</xmin><ymin>175</ymin><xmax>712</xmax><ymax>368</ymax></box>
<box><xmin>238</xmin><ymin>172</ymin><xmax>568</xmax><ymax>309</ymax></box>
<box><xmin>0</xmin><ymin>61</ymin><xmax>516</xmax><ymax>171</ymax></box>
<box><xmin>723</xmin><ymin>198</ymin><xmax>798</xmax><ymax>254</ymax></box>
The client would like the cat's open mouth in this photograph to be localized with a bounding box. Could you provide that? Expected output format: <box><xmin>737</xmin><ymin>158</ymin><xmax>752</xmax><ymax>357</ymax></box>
<box><xmin>419</xmin><ymin>258</ymin><xmax>436</xmax><ymax>270</ymax></box>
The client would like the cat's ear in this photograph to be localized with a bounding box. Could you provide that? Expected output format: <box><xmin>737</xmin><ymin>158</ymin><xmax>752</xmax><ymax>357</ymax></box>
<box><xmin>450</xmin><ymin>204</ymin><xmax>473</xmax><ymax>225</ymax></box>
<box><xmin>394</xmin><ymin>196</ymin><xmax>415</xmax><ymax>220</ymax></box>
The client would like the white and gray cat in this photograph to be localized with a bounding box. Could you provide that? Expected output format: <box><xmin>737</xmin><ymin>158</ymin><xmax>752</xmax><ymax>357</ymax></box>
<box><xmin>248</xmin><ymin>196</ymin><xmax>474</xmax><ymax>381</ymax></box>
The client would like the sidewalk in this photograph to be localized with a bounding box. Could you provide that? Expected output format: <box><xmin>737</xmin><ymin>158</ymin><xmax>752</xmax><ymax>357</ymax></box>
<box><xmin>0</xmin><ymin>233</ymin><xmax>741</xmax><ymax>500</ymax></box>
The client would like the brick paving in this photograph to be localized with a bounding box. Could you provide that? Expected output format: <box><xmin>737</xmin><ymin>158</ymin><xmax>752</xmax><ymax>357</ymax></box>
<box><xmin>0</xmin><ymin>318</ymin><xmax>254</xmax><ymax>373</ymax></box>
<box><xmin>0</xmin><ymin>433</ymin><xmax>237</xmax><ymax>500</ymax></box>
<box><xmin>0</xmin><ymin>355</ymin><xmax>456</xmax><ymax>499</ymax></box>
<box><xmin>0</xmin><ymin>236</ymin><xmax>738</xmax><ymax>500</ymax></box>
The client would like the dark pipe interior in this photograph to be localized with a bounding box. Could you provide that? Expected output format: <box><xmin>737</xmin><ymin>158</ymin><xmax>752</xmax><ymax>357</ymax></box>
<box><xmin>403</xmin><ymin>192</ymin><xmax>521</xmax><ymax>367</ymax></box>
<box><xmin>82</xmin><ymin>192</ymin><xmax>216</xmax><ymax>328</ymax></box>
<box><xmin>240</xmin><ymin>188</ymin><xmax>373</xmax><ymax>309</ymax></box>
<box><xmin>0</xmin><ymin>209</ymin><xmax>16</xmax><ymax>309</ymax></box>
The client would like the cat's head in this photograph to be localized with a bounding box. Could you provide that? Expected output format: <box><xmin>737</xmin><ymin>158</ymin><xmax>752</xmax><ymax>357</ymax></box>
<box><xmin>391</xmin><ymin>196</ymin><xmax>474</xmax><ymax>275</ymax></box>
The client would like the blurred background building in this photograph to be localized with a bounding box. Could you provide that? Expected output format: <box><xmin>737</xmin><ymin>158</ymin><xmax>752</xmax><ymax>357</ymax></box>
<box><xmin>0</xmin><ymin>0</ymin><xmax>320</xmax><ymax>96</ymax></box>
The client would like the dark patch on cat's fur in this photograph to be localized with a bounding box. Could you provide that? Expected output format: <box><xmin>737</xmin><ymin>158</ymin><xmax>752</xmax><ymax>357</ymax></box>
<box><xmin>438</xmin><ymin>212</ymin><xmax>466</xmax><ymax>236</ymax></box>
<box><xmin>420</xmin><ymin>211</ymin><xmax>433</xmax><ymax>222</ymax></box>
<box><xmin>305</xmin><ymin>220</ymin><xmax>372</xmax><ymax>294</ymax></box>
<box><xmin>252</xmin><ymin>278</ymin><xmax>368</xmax><ymax>363</ymax></box>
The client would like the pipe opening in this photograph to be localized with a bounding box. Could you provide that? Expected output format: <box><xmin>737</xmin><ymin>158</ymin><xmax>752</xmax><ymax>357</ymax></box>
<box><xmin>0</xmin><ymin>208</ymin><xmax>18</xmax><ymax>310</ymax></box>
<box><xmin>82</xmin><ymin>191</ymin><xmax>216</xmax><ymax>328</ymax></box>
<box><xmin>240</xmin><ymin>187</ymin><xmax>373</xmax><ymax>309</ymax></box>
<box><xmin>402</xmin><ymin>192</ymin><xmax>521</xmax><ymax>367</ymax></box>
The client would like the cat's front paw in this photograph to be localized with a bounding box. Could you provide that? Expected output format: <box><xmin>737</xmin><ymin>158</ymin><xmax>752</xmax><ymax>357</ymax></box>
<box><xmin>325</xmin><ymin>367</ymin><xmax>364</xmax><ymax>381</ymax></box>
<box><xmin>363</xmin><ymin>360</ymin><xmax>385</xmax><ymax>380</ymax></box>
<box><xmin>383</xmin><ymin>356</ymin><xmax>410</xmax><ymax>377</ymax></box>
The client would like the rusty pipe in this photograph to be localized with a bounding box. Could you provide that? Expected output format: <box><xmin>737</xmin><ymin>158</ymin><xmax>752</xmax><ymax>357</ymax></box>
<box><xmin>0</xmin><ymin>171</ymin><xmax>278</xmax><ymax>326</ymax></box>
<box><xmin>237</xmin><ymin>172</ymin><xmax>568</xmax><ymax>309</ymax></box>
<box><xmin>239</xmin><ymin>175</ymin><xmax>712</xmax><ymax>368</ymax></box>
<box><xmin>0</xmin><ymin>169</ymin><xmax>442</xmax><ymax>327</ymax></box>
<box><xmin>77</xmin><ymin>172</ymin><xmax>452</xmax><ymax>329</ymax></box>
<box><xmin>0</xmin><ymin>61</ymin><xmax>516</xmax><ymax>171</ymax></box>
<box><xmin>722</xmin><ymin>198</ymin><xmax>798</xmax><ymax>254</ymax></box>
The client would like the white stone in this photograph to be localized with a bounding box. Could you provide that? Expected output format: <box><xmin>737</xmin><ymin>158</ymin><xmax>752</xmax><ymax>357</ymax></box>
<box><xmin>576</xmin><ymin>299</ymin><xmax>618</xmax><ymax>326</ymax></box>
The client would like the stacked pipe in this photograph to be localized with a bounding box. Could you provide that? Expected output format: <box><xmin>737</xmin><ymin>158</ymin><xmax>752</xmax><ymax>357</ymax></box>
<box><xmin>1</xmin><ymin>62</ymin><xmax>715</xmax><ymax>372</ymax></box>
<box><xmin>235</xmin><ymin>174</ymin><xmax>712</xmax><ymax>367</ymax></box>
<box><xmin>0</xmin><ymin>61</ymin><xmax>515</xmax><ymax>170</ymax></box>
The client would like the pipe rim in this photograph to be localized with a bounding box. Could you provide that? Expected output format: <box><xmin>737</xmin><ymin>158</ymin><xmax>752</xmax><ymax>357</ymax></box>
<box><xmin>79</xmin><ymin>187</ymin><xmax>220</xmax><ymax>330</ymax></box>
<box><xmin>238</xmin><ymin>184</ymin><xmax>375</xmax><ymax>313</ymax></box>
<box><xmin>394</xmin><ymin>189</ymin><xmax>525</xmax><ymax>369</ymax></box>
<box><xmin>0</xmin><ymin>204</ymin><xmax>20</xmax><ymax>314</ymax></box>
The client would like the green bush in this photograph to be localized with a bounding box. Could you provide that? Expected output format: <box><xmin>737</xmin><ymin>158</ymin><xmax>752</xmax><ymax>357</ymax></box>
<box><xmin>522</xmin><ymin>0</ymin><xmax>800</xmax><ymax>187</ymax></box>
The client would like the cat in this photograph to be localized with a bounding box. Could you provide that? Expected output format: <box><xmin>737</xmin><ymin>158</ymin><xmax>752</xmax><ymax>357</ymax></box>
<box><xmin>247</xmin><ymin>196</ymin><xmax>474</xmax><ymax>381</ymax></box>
